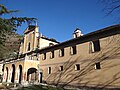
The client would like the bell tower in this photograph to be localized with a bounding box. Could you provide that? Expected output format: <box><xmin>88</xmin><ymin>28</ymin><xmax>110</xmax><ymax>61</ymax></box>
<box><xmin>23</xmin><ymin>25</ymin><xmax>39</xmax><ymax>54</ymax></box>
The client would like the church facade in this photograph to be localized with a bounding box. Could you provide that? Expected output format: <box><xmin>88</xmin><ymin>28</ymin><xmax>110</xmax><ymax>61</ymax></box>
<box><xmin>2</xmin><ymin>24</ymin><xmax>120</xmax><ymax>88</ymax></box>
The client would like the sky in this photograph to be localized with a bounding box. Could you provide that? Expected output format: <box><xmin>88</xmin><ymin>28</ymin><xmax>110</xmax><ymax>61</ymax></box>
<box><xmin>0</xmin><ymin>0</ymin><xmax>119</xmax><ymax>42</ymax></box>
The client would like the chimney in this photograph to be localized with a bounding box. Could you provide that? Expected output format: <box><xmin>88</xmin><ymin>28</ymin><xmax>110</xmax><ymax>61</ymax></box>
<box><xmin>73</xmin><ymin>28</ymin><xmax>83</xmax><ymax>38</ymax></box>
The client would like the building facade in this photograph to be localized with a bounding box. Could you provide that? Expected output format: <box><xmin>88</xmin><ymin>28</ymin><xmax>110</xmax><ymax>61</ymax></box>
<box><xmin>1</xmin><ymin>24</ymin><xmax>120</xmax><ymax>88</ymax></box>
<box><xmin>2</xmin><ymin>25</ymin><xmax>58</xmax><ymax>84</ymax></box>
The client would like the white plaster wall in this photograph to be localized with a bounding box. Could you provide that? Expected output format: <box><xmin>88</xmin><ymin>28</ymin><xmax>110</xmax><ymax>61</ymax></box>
<box><xmin>39</xmin><ymin>38</ymin><xmax>58</xmax><ymax>49</ymax></box>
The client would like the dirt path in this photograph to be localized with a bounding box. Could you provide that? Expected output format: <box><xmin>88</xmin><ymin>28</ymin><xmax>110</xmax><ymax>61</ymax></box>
<box><xmin>0</xmin><ymin>84</ymin><xmax>7</xmax><ymax>89</ymax></box>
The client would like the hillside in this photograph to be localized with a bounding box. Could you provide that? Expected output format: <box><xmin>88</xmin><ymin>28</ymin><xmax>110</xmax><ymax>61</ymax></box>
<box><xmin>0</xmin><ymin>31</ymin><xmax>23</xmax><ymax>60</ymax></box>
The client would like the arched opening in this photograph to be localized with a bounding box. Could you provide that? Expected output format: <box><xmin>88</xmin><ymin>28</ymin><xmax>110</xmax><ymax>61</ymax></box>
<box><xmin>27</xmin><ymin>42</ymin><xmax>31</xmax><ymax>51</ymax></box>
<box><xmin>27</xmin><ymin>68</ymin><xmax>38</xmax><ymax>83</ymax></box>
<box><xmin>2</xmin><ymin>64</ymin><xmax>5</xmax><ymax>72</ymax></box>
<box><xmin>1</xmin><ymin>64</ymin><xmax>5</xmax><ymax>82</ymax></box>
<box><xmin>19</xmin><ymin>65</ymin><xmax>22</xmax><ymax>83</ymax></box>
<box><xmin>6</xmin><ymin>67</ymin><xmax>8</xmax><ymax>82</ymax></box>
<box><xmin>11</xmin><ymin>64</ymin><xmax>15</xmax><ymax>83</ymax></box>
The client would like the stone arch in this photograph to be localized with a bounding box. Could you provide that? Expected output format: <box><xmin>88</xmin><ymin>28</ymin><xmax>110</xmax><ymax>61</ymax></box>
<box><xmin>3</xmin><ymin>67</ymin><xmax>8</xmax><ymax>82</ymax></box>
<box><xmin>19</xmin><ymin>65</ymin><xmax>22</xmax><ymax>83</ymax></box>
<box><xmin>11</xmin><ymin>64</ymin><xmax>15</xmax><ymax>83</ymax></box>
<box><xmin>1</xmin><ymin>64</ymin><xmax>5</xmax><ymax>82</ymax></box>
<box><xmin>27</xmin><ymin>67</ymin><xmax>38</xmax><ymax>82</ymax></box>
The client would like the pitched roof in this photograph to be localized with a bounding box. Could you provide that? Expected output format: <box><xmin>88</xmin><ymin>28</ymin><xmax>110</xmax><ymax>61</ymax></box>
<box><xmin>24</xmin><ymin>25</ymin><xmax>36</xmax><ymax>34</ymax></box>
<box><xmin>74</xmin><ymin>28</ymin><xmax>81</xmax><ymax>32</ymax></box>
<box><xmin>41</xmin><ymin>36</ymin><xmax>59</xmax><ymax>43</ymax></box>
<box><xmin>39</xmin><ymin>24</ymin><xmax>120</xmax><ymax>51</ymax></box>
<box><xmin>25</xmin><ymin>24</ymin><xmax>120</xmax><ymax>54</ymax></box>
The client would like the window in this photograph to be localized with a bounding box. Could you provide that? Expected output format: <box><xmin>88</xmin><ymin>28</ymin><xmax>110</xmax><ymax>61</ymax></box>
<box><xmin>49</xmin><ymin>43</ymin><xmax>54</xmax><ymax>46</ymax></box>
<box><xmin>27</xmin><ymin>42</ymin><xmax>30</xmax><ymax>51</ymax></box>
<box><xmin>75</xmin><ymin>64</ymin><xmax>80</xmax><ymax>70</ymax></box>
<box><xmin>42</xmin><ymin>53</ymin><xmax>46</xmax><ymax>60</ymax></box>
<box><xmin>70</xmin><ymin>46</ymin><xmax>77</xmax><ymax>55</ymax></box>
<box><xmin>33</xmin><ymin>54</ymin><xmax>38</xmax><ymax>60</ymax></box>
<box><xmin>29</xmin><ymin>55</ymin><xmax>32</xmax><ymax>60</ymax></box>
<box><xmin>50</xmin><ymin>51</ymin><xmax>54</xmax><ymax>59</ymax></box>
<box><xmin>59</xmin><ymin>48</ymin><xmax>64</xmax><ymax>57</ymax></box>
<box><xmin>95</xmin><ymin>62</ymin><xmax>101</xmax><ymax>69</ymax></box>
<box><xmin>48</xmin><ymin>67</ymin><xmax>51</xmax><ymax>74</ymax></box>
<box><xmin>90</xmin><ymin>40</ymin><xmax>100</xmax><ymax>53</ymax></box>
<box><xmin>59</xmin><ymin>66</ymin><xmax>63</xmax><ymax>71</ymax></box>
<box><xmin>37</xmin><ymin>57</ymin><xmax>38</xmax><ymax>61</ymax></box>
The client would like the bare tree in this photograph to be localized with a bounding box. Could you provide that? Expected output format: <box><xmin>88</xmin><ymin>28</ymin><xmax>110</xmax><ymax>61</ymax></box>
<box><xmin>100</xmin><ymin>0</ymin><xmax>120</xmax><ymax>16</ymax></box>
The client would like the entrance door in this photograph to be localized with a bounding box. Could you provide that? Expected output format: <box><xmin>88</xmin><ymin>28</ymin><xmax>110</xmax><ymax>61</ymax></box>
<box><xmin>40</xmin><ymin>72</ymin><xmax>43</xmax><ymax>83</ymax></box>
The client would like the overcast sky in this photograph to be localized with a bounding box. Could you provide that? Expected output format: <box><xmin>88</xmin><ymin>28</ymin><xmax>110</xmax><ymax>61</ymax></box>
<box><xmin>0</xmin><ymin>0</ymin><xmax>119</xmax><ymax>42</ymax></box>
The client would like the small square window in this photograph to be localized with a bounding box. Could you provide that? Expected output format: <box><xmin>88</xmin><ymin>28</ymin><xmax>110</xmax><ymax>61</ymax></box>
<box><xmin>59</xmin><ymin>66</ymin><xmax>63</xmax><ymax>71</ymax></box>
<box><xmin>75</xmin><ymin>64</ymin><xmax>80</xmax><ymax>70</ymax></box>
<box><xmin>42</xmin><ymin>53</ymin><xmax>46</xmax><ymax>60</ymax></box>
<box><xmin>50</xmin><ymin>51</ymin><xmax>54</xmax><ymax>59</ymax></box>
<box><xmin>48</xmin><ymin>67</ymin><xmax>51</xmax><ymax>74</ymax></box>
<box><xmin>95</xmin><ymin>62</ymin><xmax>101</xmax><ymax>69</ymax></box>
<box><xmin>90</xmin><ymin>40</ymin><xmax>100</xmax><ymax>53</ymax></box>
<box><xmin>59</xmin><ymin>49</ymin><xmax>64</xmax><ymax>57</ymax></box>
<box><xmin>70</xmin><ymin>46</ymin><xmax>77</xmax><ymax>55</ymax></box>
<box><xmin>49</xmin><ymin>43</ymin><xmax>54</xmax><ymax>46</ymax></box>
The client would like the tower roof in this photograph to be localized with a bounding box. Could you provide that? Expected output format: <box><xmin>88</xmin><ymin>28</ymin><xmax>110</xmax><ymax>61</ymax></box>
<box><xmin>74</xmin><ymin>28</ymin><xmax>80</xmax><ymax>32</ymax></box>
<box><xmin>24</xmin><ymin>25</ymin><xmax>36</xmax><ymax>34</ymax></box>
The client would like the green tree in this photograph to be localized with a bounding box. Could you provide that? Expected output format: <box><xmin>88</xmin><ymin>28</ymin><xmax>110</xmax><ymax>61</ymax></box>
<box><xmin>0</xmin><ymin>4</ymin><xmax>37</xmax><ymax>59</ymax></box>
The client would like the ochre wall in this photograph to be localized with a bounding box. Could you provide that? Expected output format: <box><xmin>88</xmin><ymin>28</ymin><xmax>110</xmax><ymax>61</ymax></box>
<box><xmin>39</xmin><ymin>34</ymin><xmax>120</xmax><ymax>88</ymax></box>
